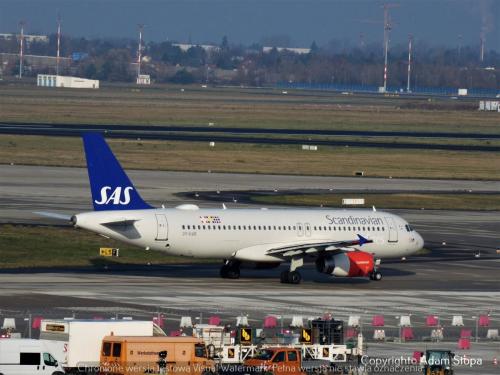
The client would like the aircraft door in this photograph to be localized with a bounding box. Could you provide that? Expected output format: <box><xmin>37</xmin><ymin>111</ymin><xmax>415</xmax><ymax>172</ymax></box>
<box><xmin>385</xmin><ymin>217</ymin><xmax>398</xmax><ymax>242</ymax></box>
<box><xmin>155</xmin><ymin>214</ymin><xmax>168</xmax><ymax>240</ymax></box>
<box><xmin>297</xmin><ymin>223</ymin><xmax>304</xmax><ymax>237</ymax></box>
<box><xmin>305</xmin><ymin>223</ymin><xmax>311</xmax><ymax>237</ymax></box>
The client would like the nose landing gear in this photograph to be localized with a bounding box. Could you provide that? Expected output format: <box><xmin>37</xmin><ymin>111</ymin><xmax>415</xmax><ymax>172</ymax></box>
<box><xmin>370</xmin><ymin>270</ymin><xmax>383</xmax><ymax>281</ymax></box>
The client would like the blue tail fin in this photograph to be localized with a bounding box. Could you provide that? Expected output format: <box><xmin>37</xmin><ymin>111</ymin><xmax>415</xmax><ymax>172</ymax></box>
<box><xmin>82</xmin><ymin>133</ymin><xmax>152</xmax><ymax>211</ymax></box>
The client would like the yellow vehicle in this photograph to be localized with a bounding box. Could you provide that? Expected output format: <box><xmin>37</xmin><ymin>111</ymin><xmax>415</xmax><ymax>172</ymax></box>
<box><xmin>99</xmin><ymin>336</ymin><xmax>215</xmax><ymax>375</ymax></box>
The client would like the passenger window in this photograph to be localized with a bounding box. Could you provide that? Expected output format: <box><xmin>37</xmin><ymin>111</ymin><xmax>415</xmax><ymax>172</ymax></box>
<box><xmin>288</xmin><ymin>351</ymin><xmax>298</xmax><ymax>362</ymax></box>
<box><xmin>203</xmin><ymin>225</ymin><xmax>206</xmax><ymax>230</ymax></box>
<box><xmin>258</xmin><ymin>226</ymin><xmax>261</xmax><ymax>230</ymax></box>
<box><xmin>112</xmin><ymin>343</ymin><xmax>122</xmax><ymax>357</ymax></box>
<box><xmin>273</xmin><ymin>226</ymin><xmax>276</xmax><ymax>230</ymax></box>
<box><xmin>223</xmin><ymin>225</ymin><xmax>226</xmax><ymax>230</ymax></box>
<box><xmin>20</xmin><ymin>352</ymin><xmax>40</xmax><ymax>365</ymax></box>
<box><xmin>348</xmin><ymin>226</ymin><xmax>351</xmax><ymax>231</ymax></box>
<box><xmin>197</xmin><ymin>225</ymin><xmax>201</xmax><ymax>229</ymax></box>
<box><xmin>314</xmin><ymin>226</ymin><xmax>317</xmax><ymax>230</ymax></box>
<box><xmin>43</xmin><ymin>353</ymin><xmax>57</xmax><ymax>366</ymax></box>
<box><xmin>273</xmin><ymin>351</ymin><xmax>286</xmax><ymax>362</ymax></box>
<box><xmin>182</xmin><ymin>225</ymin><xmax>185</xmax><ymax>230</ymax></box>
<box><xmin>253</xmin><ymin>225</ymin><xmax>257</xmax><ymax>230</ymax></box>
<box><xmin>238</xmin><ymin>226</ymin><xmax>241</xmax><ymax>230</ymax></box>
<box><xmin>102</xmin><ymin>342</ymin><xmax>112</xmax><ymax>356</ymax></box>
<box><xmin>293</xmin><ymin>226</ymin><xmax>296</xmax><ymax>230</ymax></box>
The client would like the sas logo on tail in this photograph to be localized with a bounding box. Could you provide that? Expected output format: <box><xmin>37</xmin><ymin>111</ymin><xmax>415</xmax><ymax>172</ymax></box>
<box><xmin>95</xmin><ymin>186</ymin><xmax>133</xmax><ymax>205</ymax></box>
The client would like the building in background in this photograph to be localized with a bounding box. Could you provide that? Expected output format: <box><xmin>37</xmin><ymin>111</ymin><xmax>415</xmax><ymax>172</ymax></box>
<box><xmin>37</xmin><ymin>74</ymin><xmax>99</xmax><ymax>89</ymax></box>
<box><xmin>136</xmin><ymin>74</ymin><xmax>151</xmax><ymax>85</ymax></box>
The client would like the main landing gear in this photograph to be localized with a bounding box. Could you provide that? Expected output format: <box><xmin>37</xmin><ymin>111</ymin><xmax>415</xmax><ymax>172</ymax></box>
<box><xmin>280</xmin><ymin>270</ymin><xmax>302</xmax><ymax>284</ymax></box>
<box><xmin>280</xmin><ymin>257</ymin><xmax>304</xmax><ymax>284</ymax></box>
<box><xmin>220</xmin><ymin>260</ymin><xmax>240</xmax><ymax>279</ymax></box>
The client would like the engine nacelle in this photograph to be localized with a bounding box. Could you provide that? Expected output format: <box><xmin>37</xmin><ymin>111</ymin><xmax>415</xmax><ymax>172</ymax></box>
<box><xmin>316</xmin><ymin>252</ymin><xmax>374</xmax><ymax>277</ymax></box>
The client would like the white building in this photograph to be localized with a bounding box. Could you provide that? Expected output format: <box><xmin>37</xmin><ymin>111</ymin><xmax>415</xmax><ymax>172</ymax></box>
<box><xmin>136</xmin><ymin>74</ymin><xmax>151</xmax><ymax>85</ymax></box>
<box><xmin>263</xmin><ymin>46</ymin><xmax>311</xmax><ymax>54</ymax></box>
<box><xmin>37</xmin><ymin>74</ymin><xmax>99</xmax><ymax>89</ymax></box>
<box><xmin>172</xmin><ymin>43</ymin><xmax>220</xmax><ymax>52</ymax></box>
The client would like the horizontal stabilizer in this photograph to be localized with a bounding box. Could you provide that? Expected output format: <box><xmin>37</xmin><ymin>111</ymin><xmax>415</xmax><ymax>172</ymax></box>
<box><xmin>34</xmin><ymin>211</ymin><xmax>72</xmax><ymax>221</ymax></box>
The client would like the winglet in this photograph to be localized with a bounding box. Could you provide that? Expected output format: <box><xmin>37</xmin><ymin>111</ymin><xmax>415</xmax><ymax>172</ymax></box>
<box><xmin>357</xmin><ymin>234</ymin><xmax>371</xmax><ymax>246</ymax></box>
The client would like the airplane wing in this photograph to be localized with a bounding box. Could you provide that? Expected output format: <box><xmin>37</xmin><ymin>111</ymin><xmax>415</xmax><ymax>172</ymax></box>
<box><xmin>266</xmin><ymin>234</ymin><xmax>373</xmax><ymax>258</ymax></box>
<box><xmin>234</xmin><ymin>234</ymin><xmax>373</xmax><ymax>262</ymax></box>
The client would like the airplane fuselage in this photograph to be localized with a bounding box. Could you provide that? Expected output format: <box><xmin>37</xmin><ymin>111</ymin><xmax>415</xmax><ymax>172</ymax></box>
<box><xmin>74</xmin><ymin>207</ymin><xmax>423</xmax><ymax>262</ymax></box>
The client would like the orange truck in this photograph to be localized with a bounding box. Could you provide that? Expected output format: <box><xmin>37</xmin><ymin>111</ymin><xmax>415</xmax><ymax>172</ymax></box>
<box><xmin>244</xmin><ymin>347</ymin><xmax>327</xmax><ymax>375</ymax></box>
<box><xmin>99</xmin><ymin>336</ymin><xmax>215</xmax><ymax>375</ymax></box>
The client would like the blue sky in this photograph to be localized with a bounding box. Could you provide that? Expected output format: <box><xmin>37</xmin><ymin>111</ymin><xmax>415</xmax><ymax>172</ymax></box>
<box><xmin>0</xmin><ymin>0</ymin><xmax>498</xmax><ymax>49</ymax></box>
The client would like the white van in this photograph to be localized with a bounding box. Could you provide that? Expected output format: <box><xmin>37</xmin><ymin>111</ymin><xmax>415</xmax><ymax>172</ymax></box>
<box><xmin>0</xmin><ymin>339</ymin><xmax>64</xmax><ymax>375</ymax></box>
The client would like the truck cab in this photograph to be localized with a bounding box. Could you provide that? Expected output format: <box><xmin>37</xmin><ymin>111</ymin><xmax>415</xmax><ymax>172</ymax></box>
<box><xmin>244</xmin><ymin>348</ymin><xmax>304</xmax><ymax>375</ymax></box>
<box><xmin>99</xmin><ymin>336</ymin><xmax>214</xmax><ymax>375</ymax></box>
<box><xmin>0</xmin><ymin>339</ymin><xmax>64</xmax><ymax>375</ymax></box>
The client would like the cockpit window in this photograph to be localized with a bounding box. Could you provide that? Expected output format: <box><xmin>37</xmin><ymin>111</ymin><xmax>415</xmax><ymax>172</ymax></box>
<box><xmin>405</xmin><ymin>224</ymin><xmax>414</xmax><ymax>232</ymax></box>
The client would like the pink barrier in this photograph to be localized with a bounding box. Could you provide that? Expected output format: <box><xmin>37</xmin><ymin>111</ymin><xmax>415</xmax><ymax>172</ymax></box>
<box><xmin>460</xmin><ymin>329</ymin><xmax>472</xmax><ymax>338</ymax></box>
<box><xmin>426</xmin><ymin>315</ymin><xmax>438</xmax><ymax>326</ymax></box>
<box><xmin>346</xmin><ymin>328</ymin><xmax>357</xmax><ymax>338</ymax></box>
<box><xmin>169</xmin><ymin>330</ymin><xmax>181</xmax><ymax>337</ymax></box>
<box><xmin>372</xmin><ymin>315</ymin><xmax>385</xmax><ymax>327</ymax></box>
<box><xmin>458</xmin><ymin>338</ymin><xmax>471</xmax><ymax>350</ymax></box>
<box><xmin>479</xmin><ymin>315</ymin><xmax>490</xmax><ymax>327</ymax></box>
<box><xmin>413</xmin><ymin>351</ymin><xmax>422</xmax><ymax>363</ymax></box>
<box><xmin>263</xmin><ymin>316</ymin><xmax>278</xmax><ymax>328</ymax></box>
<box><xmin>208</xmin><ymin>316</ymin><xmax>221</xmax><ymax>326</ymax></box>
<box><xmin>402</xmin><ymin>327</ymin><xmax>414</xmax><ymax>341</ymax></box>
<box><xmin>32</xmin><ymin>317</ymin><xmax>43</xmax><ymax>329</ymax></box>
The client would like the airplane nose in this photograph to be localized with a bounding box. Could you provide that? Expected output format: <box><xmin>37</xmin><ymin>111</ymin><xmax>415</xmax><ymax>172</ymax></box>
<box><xmin>415</xmin><ymin>231</ymin><xmax>424</xmax><ymax>250</ymax></box>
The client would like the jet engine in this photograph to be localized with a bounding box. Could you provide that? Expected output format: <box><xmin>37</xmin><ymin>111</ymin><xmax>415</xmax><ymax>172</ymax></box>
<box><xmin>316</xmin><ymin>251</ymin><xmax>374</xmax><ymax>277</ymax></box>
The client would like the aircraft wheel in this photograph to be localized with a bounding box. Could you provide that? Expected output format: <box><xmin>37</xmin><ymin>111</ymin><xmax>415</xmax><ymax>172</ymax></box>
<box><xmin>372</xmin><ymin>271</ymin><xmax>382</xmax><ymax>281</ymax></box>
<box><xmin>226</xmin><ymin>267</ymin><xmax>240</xmax><ymax>279</ymax></box>
<box><xmin>288</xmin><ymin>270</ymin><xmax>302</xmax><ymax>284</ymax></box>
<box><xmin>280</xmin><ymin>270</ymin><xmax>289</xmax><ymax>283</ymax></box>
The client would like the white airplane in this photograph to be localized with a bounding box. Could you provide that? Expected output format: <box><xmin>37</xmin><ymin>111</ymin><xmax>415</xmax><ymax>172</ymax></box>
<box><xmin>44</xmin><ymin>133</ymin><xmax>424</xmax><ymax>284</ymax></box>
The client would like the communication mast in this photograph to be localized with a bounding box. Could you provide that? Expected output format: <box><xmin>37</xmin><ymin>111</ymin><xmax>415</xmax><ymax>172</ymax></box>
<box><xmin>137</xmin><ymin>24</ymin><xmax>144</xmax><ymax>79</ymax></box>
<box><xmin>382</xmin><ymin>3</ymin><xmax>398</xmax><ymax>92</ymax></box>
<box><xmin>480</xmin><ymin>34</ymin><xmax>485</xmax><ymax>63</ymax></box>
<box><xmin>18</xmin><ymin>21</ymin><xmax>25</xmax><ymax>79</ymax></box>
<box><xmin>56</xmin><ymin>14</ymin><xmax>61</xmax><ymax>75</ymax></box>
<box><xmin>407</xmin><ymin>34</ymin><xmax>413</xmax><ymax>92</ymax></box>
